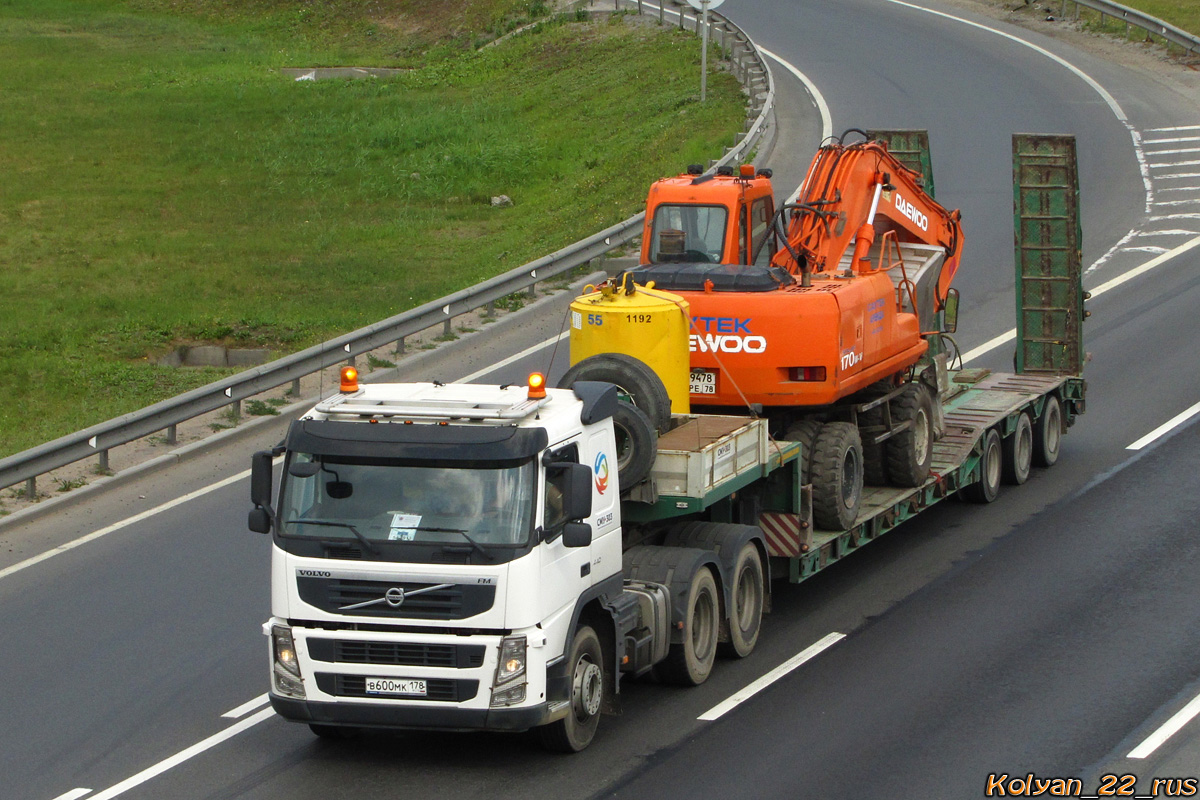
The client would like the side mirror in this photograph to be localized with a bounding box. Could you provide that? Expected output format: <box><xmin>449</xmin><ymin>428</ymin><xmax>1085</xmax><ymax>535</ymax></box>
<box><xmin>248</xmin><ymin>506</ymin><xmax>272</xmax><ymax>534</ymax></box>
<box><xmin>562</xmin><ymin>522</ymin><xmax>592</xmax><ymax>549</ymax></box>
<box><xmin>251</xmin><ymin>451</ymin><xmax>274</xmax><ymax>507</ymax></box>
<box><xmin>560</xmin><ymin>463</ymin><xmax>593</xmax><ymax>521</ymax></box>
<box><xmin>942</xmin><ymin>287</ymin><xmax>960</xmax><ymax>334</ymax></box>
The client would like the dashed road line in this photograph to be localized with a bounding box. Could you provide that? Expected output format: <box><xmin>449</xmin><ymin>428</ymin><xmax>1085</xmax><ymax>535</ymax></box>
<box><xmin>698</xmin><ymin>633</ymin><xmax>845</xmax><ymax>721</ymax></box>
<box><xmin>1129</xmin><ymin>688</ymin><xmax>1200</xmax><ymax>758</ymax></box>
<box><xmin>1126</xmin><ymin>400</ymin><xmax>1200</xmax><ymax>451</ymax></box>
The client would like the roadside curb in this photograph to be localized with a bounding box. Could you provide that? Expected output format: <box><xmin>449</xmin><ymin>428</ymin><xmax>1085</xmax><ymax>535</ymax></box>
<box><xmin>0</xmin><ymin>269</ymin><xmax>608</xmax><ymax>534</ymax></box>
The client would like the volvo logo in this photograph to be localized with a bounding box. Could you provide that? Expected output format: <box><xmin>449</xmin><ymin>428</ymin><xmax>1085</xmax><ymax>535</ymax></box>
<box><xmin>338</xmin><ymin>582</ymin><xmax>454</xmax><ymax>612</ymax></box>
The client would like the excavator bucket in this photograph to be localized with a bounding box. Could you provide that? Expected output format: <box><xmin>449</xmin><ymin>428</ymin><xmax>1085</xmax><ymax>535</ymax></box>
<box><xmin>867</xmin><ymin>129</ymin><xmax>935</xmax><ymax>198</ymax></box>
<box><xmin>1012</xmin><ymin>134</ymin><xmax>1084</xmax><ymax>376</ymax></box>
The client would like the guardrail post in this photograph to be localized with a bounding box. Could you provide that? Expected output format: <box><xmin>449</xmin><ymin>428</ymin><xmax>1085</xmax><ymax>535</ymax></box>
<box><xmin>25</xmin><ymin>476</ymin><xmax>35</xmax><ymax>500</ymax></box>
<box><xmin>659</xmin><ymin>0</ymin><xmax>664</xmax><ymax>24</ymax></box>
<box><xmin>443</xmin><ymin>318</ymin><xmax>453</xmax><ymax>337</ymax></box>
<box><xmin>98</xmin><ymin>449</ymin><xmax>110</xmax><ymax>474</ymax></box>
<box><xmin>290</xmin><ymin>377</ymin><xmax>301</xmax><ymax>396</ymax></box>
<box><xmin>166</xmin><ymin>424</ymin><xmax>178</xmax><ymax>445</ymax></box>
<box><xmin>394</xmin><ymin>336</ymin><xmax>406</xmax><ymax>356</ymax></box>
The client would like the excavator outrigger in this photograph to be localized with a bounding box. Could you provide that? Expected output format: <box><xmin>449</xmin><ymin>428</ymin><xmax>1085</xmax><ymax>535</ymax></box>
<box><xmin>621</xmin><ymin>129</ymin><xmax>967</xmax><ymax>529</ymax></box>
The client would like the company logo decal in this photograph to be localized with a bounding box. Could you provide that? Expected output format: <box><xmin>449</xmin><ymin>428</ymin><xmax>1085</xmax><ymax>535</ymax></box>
<box><xmin>594</xmin><ymin>452</ymin><xmax>609</xmax><ymax>494</ymax></box>
<box><xmin>894</xmin><ymin>193</ymin><xmax>929</xmax><ymax>231</ymax></box>
<box><xmin>689</xmin><ymin>316</ymin><xmax>766</xmax><ymax>354</ymax></box>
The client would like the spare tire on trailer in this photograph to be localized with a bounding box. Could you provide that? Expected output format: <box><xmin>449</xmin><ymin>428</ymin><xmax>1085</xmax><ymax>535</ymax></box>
<box><xmin>611</xmin><ymin>401</ymin><xmax>658</xmax><ymax>488</ymax></box>
<box><xmin>557</xmin><ymin>353</ymin><xmax>673</xmax><ymax>433</ymax></box>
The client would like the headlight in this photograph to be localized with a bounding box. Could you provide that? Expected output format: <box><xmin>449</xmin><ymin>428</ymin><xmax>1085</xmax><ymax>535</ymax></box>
<box><xmin>495</xmin><ymin>635</ymin><xmax>526</xmax><ymax>685</ymax></box>
<box><xmin>272</xmin><ymin>624</ymin><xmax>305</xmax><ymax>699</ymax></box>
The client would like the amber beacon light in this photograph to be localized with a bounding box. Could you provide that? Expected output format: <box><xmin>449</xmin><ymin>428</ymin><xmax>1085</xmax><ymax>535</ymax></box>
<box><xmin>340</xmin><ymin>366</ymin><xmax>359</xmax><ymax>393</ymax></box>
<box><xmin>527</xmin><ymin>372</ymin><xmax>547</xmax><ymax>399</ymax></box>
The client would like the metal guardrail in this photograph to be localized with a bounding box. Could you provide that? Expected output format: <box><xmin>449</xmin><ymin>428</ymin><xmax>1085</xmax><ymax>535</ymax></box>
<box><xmin>0</xmin><ymin>4</ymin><xmax>776</xmax><ymax>496</ymax></box>
<box><xmin>1062</xmin><ymin>0</ymin><xmax>1199</xmax><ymax>54</ymax></box>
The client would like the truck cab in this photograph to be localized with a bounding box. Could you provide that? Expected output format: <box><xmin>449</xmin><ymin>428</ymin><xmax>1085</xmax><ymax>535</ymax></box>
<box><xmin>251</xmin><ymin>372</ymin><xmax>624</xmax><ymax>744</ymax></box>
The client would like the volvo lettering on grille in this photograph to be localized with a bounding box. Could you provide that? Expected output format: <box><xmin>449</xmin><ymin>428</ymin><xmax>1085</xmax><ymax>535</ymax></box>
<box><xmin>339</xmin><ymin>583</ymin><xmax>454</xmax><ymax>612</ymax></box>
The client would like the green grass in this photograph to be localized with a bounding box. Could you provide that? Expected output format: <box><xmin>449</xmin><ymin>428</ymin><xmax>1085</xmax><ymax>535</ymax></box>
<box><xmin>0</xmin><ymin>1</ymin><xmax>746</xmax><ymax>457</ymax></box>
<box><xmin>1060</xmin><ymin>0</ymin><xmax>1200</xmax><ymax>44</ymax></box>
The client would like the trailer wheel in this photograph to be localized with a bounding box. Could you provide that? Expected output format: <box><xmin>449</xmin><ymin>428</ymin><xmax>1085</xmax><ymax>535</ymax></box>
<box><xmin>611</xmin><ymin>402</ymin><xmax>657</xmax><ymax>488</ymax></box>
<box><xmin>557</xmin><ymin>353</ymin><xmax>673</xmax><ymax>433</ymax></box>
<box><xmin>1033</xmin><ymin>395</ymin><xmax>1062</xmax><ymax>468</ymax></box>
<box><xmin>962</xmin><ymin>428</ymin><xmax>1002</xmax><ymax>503</ymax></box>
<box><xmin>784</xmin><ymin>419</ymin><xmax>823</xmax><ymax>484</ymax></box>
<box><xmin>810</xmin><ymin>422</ymin><xmax>864</xmax><ymax>530</ymax></box>
<box><xmin>720</xmin><ymin>542</ymin><xmax>764</xmax><ymax>659</ymax></box>
<box><xmin>657</xmin><ymin>566</ymin><xmax>720</xmax><ymax>686</ymax></box>
<box><xmin>886</xmin><ymin>383</ymin><xmax>934</xmax><ymax>487</ymax></box>
<box><xmin>1003</xmin><ymin>411</ymin><xmax>1034</xmax><ymax>485</ymax></box>
<box><xmin>537</xmin><ymin>625</ymin><xmax>604</xmax><ymax>753</ymax></box>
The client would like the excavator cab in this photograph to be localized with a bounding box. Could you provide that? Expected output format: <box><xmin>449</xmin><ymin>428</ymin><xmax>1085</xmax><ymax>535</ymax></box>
<box><xmin>641</xmin><ymin>164</ymin><xmax>777</xmax><ymax>267</ymax></box>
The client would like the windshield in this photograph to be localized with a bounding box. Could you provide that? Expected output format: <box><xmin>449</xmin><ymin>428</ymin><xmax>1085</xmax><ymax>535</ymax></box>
<box><xmin>278</xmin><ymin>454</ymin><xmax>536</xmax><ymax>551</ymax></box>
<box><xmin>649</xmin><ymin>204</ymin><xmax>728</xmax><ymax>264</ymax></box>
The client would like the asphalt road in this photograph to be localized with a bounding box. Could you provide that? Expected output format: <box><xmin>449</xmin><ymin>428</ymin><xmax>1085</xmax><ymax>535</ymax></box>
<box><xmin>4</xmin><ymin>1</ymin><xmax>1200</xmax><ymax>799</ymax></box>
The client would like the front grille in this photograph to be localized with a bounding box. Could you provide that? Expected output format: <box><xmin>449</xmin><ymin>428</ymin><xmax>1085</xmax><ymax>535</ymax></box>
<box><xmin>307</xmin><ymin>638</ymin><xmax>486</xmax><ymax>668</ymax></box>
<box><xmin>315</xmin><ymin>673</ymin><xmax>478</xmax><ymax>702</ymax></box>
<box><xmin>297</xmin><ymin>578</ymin><xmax>496</xmax><ymax>620</ymax></box>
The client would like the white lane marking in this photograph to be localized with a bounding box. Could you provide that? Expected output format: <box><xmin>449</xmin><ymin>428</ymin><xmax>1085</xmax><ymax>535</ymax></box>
<box><xmin>51</xmin><ymin>790</ymin><xmax>92</xmax><ymax>800</ymax></box>
<box><xmin>87</xmin><ymin>707</ymin><xmax>275</xmax><ymax>800</ymax></box>
<box><xmin>962</xmin><ymin>234</ymin><xmax>1200</xmax><ymax>364</ymax></box>
<box><xmin>221</xmin><ymin>693</ymin><xmax>269</xmax><ymax>719</ymax></box>
<box><xmin>1136</xmin><ymin>229</ymin><xmax>1199</xmax><ymax>237</ymax></box>
<box><xmin>1144</xmin><ymin>136</ymin><xmax>1200</xmax><ymax>145</ymax></box>
<box><xmin>1126</xmin><ymin>400</ymin><xmax>1200</xmax><ymax>451</ymax></box>
<box><xmin>1129</xmin><ymin>688</ymin><xmax>1200</xmax><ymax>758</ymax></box>
<box><xmin>1149</xmin><ymin>125</ymin><xmax>1200</xmax><ymax>133</ymax></box>
<box><xmin>1145</xmin><ymin>147</ymin><xmax>1200</xmax><ymax>156</ymax></box>
<box><xmin>0</xmin><ymin>469</ymin><xmax>252</xmax><ymax>583</ymax></box>
<box><xmin>881</xmin><ymin>0</ymin><xmax>1151</xmax><ymax>216</ymax></box>
<box><xmin>456</xmin><ymin>330</ymin><xmax>569</xmax><ymax>384</ymax></box>
<box><xmin>1151</xmin><ymin>160</ymin><xmax>1200</xmax><ymax>168</ymax></box>
<box><xmin>698</xmin><ymin>632</ymin><xmax>845</xmax><ymax>721</ymax></box>
<box><xmin>1157</xmin><ymin>185</ymin><xmax>1200</xmax><ymax>193</ymax></box>
<box><xmin>1154</xmin><ymin>199</ymin><xmax>1200</xmax><ymax>207</ymax></box>
<box><xmin>1157</xmin><ymin>172</ymin><xmax>1200</xmax><ymax>180</ymax></box>
<box><xmin>1123</xmin><ymin>246</ymin><xmax>1169</xmax><ymax>254</ymax></box>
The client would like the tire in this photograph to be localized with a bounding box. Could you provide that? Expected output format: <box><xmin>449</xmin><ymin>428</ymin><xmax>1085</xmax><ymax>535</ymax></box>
<box><xmin>537</xmin><ymin>626</ymin><xmax>604</xmax><ymax>753</ymax></box>
<box><xmin>810</xmin><ymin>422</ymin><xmax>864</xmax><ymax>530</ymax></box>
<box><xmin>720</xmin><ymin>543</ymin><xmax>764</xmax><ymax>658</ymax></box>
<box><xmin>962</xmin><ymin>428</ymin><xmax>1002</xmax><ymax>503</ymax></box>
<box><xmin>783</xmin><ymin>418</ymin><xmax>823</xmax><ymax>485</ymax></box>
<box><xmin>1033</xmin><ymin>395</ymin><xmax>1062</xmax><ymax>468</ymax></box>
<box><xmin>557</xmin><ymin>353</ymin><xmax>672</xmax><ymax>433</ymax></box>
<box><xmin>657</xmin><ymin>567</ymin><xmax>720</xmax><ymax>686</ymax></box>
<box><xmin>1002</xmin><ymin>412</ymin><xmax>1033</xmax><ymax>485</ymax></box>
<box><xmin>611</xmin><ymin>402</ymin><xmax>657</xmax><ymax>488</ymax></box>
<box><xmin>886</xmin><ymin>383</ymin><xmax>935</xmax><ymax>487</ymax></box>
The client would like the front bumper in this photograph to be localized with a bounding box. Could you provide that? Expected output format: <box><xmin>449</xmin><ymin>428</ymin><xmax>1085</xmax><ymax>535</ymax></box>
<box><xmin>270</xmin><ymin>693</ymin><xmax>566</xmax><ymax>733</ymax></box>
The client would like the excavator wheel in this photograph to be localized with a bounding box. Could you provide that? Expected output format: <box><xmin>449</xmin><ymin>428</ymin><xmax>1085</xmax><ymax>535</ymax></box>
<box><xmin>557</xmin><ymin>353</ymin><xmax>673</xmax><ymax>433</ymax></box>
<box><xmin>886</xmin><ymin>383</ymin><xmax>935</xmax><ymax>487</ymax></box>
<box><xmin>810</xmin><ymin>422</ymin><xmax>864</xmax><ymax>531</ymax></box>
<box><xmin>783</xmin><ymin>419</ymin><xmax>823</xmax><ymax>485</ymax></box>
<box><xmin>857</xmin><ymin>382</ymin><xmax>894</xmax><ymax>487</ymax></box>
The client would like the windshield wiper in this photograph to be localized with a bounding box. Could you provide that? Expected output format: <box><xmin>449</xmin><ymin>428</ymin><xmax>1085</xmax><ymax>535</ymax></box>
<box><xmin>284</xmin><ymin>518</ymin><xmax>380</xmax><ymax>556</ymax></box>
<box><xmin>415</xmin><ymin>527</ymin><xmax>495</xmax><ymax>561</ymax></box>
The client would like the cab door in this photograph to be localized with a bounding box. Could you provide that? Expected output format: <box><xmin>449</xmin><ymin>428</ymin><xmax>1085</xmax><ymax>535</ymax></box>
<box><xmin>538</xmin><ymin>441</ymin><xmax>593</xmax><ymax>633</ymax></box>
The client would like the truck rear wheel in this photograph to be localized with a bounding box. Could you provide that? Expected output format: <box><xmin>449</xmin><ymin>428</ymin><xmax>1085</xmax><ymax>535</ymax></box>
<box><xmin>886</xmin><ymin>383</ymin><xmax>934</xmax><ymax>487</ymax></box>
<box><xmin>1033</xmin><ymin>395</ymin><xmax>1062</xmax><ymax>468</ymax></box>
<box><xmin>1003</xmin><ymin>411</ymin><xmax>1033</xmax><ymax>485</ymax></box>
<box><xmin>657</xmin><ymin>566</ymin><xmax>719</xmax><ymax>686</ymax></box>
<box><xmin>811</xmin><ymin>422</ymin><xmax>864</xmax><ymax>530</ymax></box>
<box><xmin>537</xmin><ymin>625</ymin><xmax>604</xmax><ymax>753</ymax></box>
<box><xmin>557</xmin><ymin>353</ymin><xmax>672</xmax><ymax>433</ymax></box>
<box><xmin>962</xmin><ymin>428</ymin><xmax>1002</xmax><ymax>503</ymax></box>
<box><xmin>721</xmin><ymin>542</ymin><xmax>764</xmax><ymax>658</ymax></box>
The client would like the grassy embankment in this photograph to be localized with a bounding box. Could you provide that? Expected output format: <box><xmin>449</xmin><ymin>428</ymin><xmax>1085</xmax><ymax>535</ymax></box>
<box><xmin>1064</xmin><ymin>0</ymin><xmax>1200</xmax><ymax>45</ymax></box>
<box><xmin>0</xmin><ymin>0</ymin><xmax>746</xmax><ymax>461</ymax></box>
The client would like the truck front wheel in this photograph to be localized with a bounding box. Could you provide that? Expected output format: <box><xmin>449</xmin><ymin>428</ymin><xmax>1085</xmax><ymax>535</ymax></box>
<box><xmin>537</xmin><ymin>625</ymin><xmax>604</xmax><ymax>753</ymax></box>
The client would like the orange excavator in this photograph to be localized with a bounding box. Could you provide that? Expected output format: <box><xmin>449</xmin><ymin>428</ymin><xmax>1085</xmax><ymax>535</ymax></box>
<box><xmin>622</xmin><ymin>129</ymin><xmax>966</xmax><ymax>528</ymax></box>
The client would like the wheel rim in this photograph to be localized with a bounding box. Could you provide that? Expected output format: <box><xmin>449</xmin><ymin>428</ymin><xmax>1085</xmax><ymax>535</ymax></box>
<box><xmin>693</xmin><ymin>588</ymin><xmax>717</xmax><ymax>660</ymax></box>
<box><xmin>841</xmin><ymin>447</ymin><xmax>861</xmax><ymax>507</ymax></box>
<box><xmin>914</xmin><ymin>408</ymin><xmax>930</xmax><ymax>463</ymax></box>
<box><xmin>735</xmin><ymin>563</ymin><xmax>762</xmax><ymax>631</ymax></box>
<box><xmin>986</xmin><ymin>437</ymin><xmax>1002</xmax><ymax>487</ymax></box>
<box><xmin>573</xmin><ymin>656</ymin><xmax>603</xmax><ymax>721</ymax></box>
<box><xmin>1046</xmin><ymin>404</ymin><xmax>1061</xmax><ymax>456</ymax></box>
<box><xmin>1017</xmin><ymin>421</ymin><xmax>1032</xmax><ymax>471</ymax></box>
<box><xmin>613</xmin><ymin>420</ymin><xmax>633</xmax><ymax>469</ymax></box>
